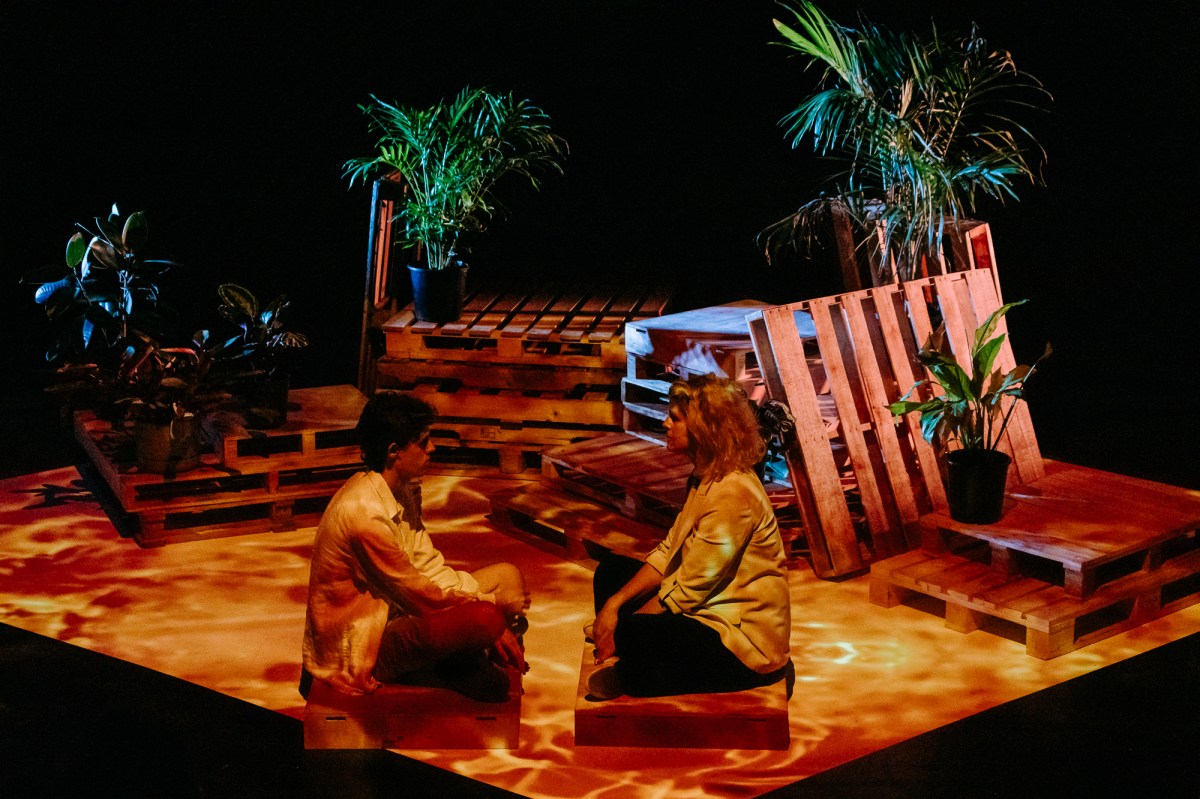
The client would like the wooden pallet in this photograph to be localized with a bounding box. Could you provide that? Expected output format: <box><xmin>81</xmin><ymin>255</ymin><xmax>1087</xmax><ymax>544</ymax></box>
<box><xmin>303</xmin><ymin>670</ymin><xmax>522</xmax><ymax>750</ymax></box>
<box><xmin>74</xmin><ymin>385</ymin><xmax>368</xmax><ymax>546</ymax></box>
<box><xmin>540</xmin><ymin>433</ymin><xmax>808</xmax><ymax>563</ymax></box>
<box><xmin>870</xmin><ymin>545</ymin><xmax>1200</xmax><ymax>659</ymax></box>
<box><xmin>574</xmin><ymin>648</ymin><xmax>790</xmax><ymax>749</ymax></box>
<box><xmin>376</xmin><ymin>355</ymin><xmax>625</xmax><ymax>394</ymax></box>
<box><xmin>203</xmin><ymin>384</ymin><xmax>366</xmax><ymax>469</ymax></box>
<box><xmin>382</xmin><ymin>283</ymin><xmax>673</xmax><ymax>370</ymax></box>
<box><xmin>488</xmin><ymin>483</ymin><xmax>668</xmax><ymax>568</ymax></box>
<box><xmin>870</xmin><ymin>460</ymin><xmax>1200</xmax><ymax>658</ymax></box>
<box><xmin>749</xmin><ymin>270</ymin><xmax>1044</xmax><ymax>578</ymax></box>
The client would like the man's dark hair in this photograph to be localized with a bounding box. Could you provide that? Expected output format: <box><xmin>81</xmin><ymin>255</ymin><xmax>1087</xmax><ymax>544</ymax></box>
<box><xmin>357</xmin><ymin>392</ymin><xmax>437</xmax><ymax>472</ymax></box>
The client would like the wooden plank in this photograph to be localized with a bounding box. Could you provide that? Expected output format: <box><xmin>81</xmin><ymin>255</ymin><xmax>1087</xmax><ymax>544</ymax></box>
<box><xmin>498</xmin><ymin>287</ymin><xmax>561</xmax><ymax>338</ymax></box>
<box><xmin>526</xmin><ymin>287</ymin><xmax>587</xmax><ymax>340</ymax></box>
<box><xmin>760</xmin><ymin>304</ymin><xmax>861</xmax><ymax>577</ymax></box>
<box><xmin>467</xmin><ymin>288</ymin><xmax>532</xmax><ymax>338</ymax></box>
<box><xmin>559</xmin><ymin>287</ymin><xmax>615</xmax><ymax>342</ymax></box>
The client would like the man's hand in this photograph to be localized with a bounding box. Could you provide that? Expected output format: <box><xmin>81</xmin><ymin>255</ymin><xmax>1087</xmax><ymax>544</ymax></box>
<box><xmin>490</xmin><ymin>628</ymin><xmax>527</xmax><ymax>673</ymax></box>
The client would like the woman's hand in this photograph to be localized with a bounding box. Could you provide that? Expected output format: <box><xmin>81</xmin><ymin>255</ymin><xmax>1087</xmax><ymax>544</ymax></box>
<box><xmin>592</xmin><ymin>602</ymin><xmax>620</xmax><ymax>663</ymax></box>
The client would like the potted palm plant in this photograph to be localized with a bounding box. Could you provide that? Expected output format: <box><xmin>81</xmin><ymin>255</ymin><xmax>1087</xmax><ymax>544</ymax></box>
<box><xmin>887</xmin><ymin>301</ymin><xmax>1050</xmax><ymax>523</ymax></box>
<box><xmin>761</xmin><ymin>1</ymin><xmax>1050</xmax><ymax>285</ymax></box>
<box><xmin>342</xmin><ymin>86</ymin><xmax>567</xmax><ymax>322</ymax></box>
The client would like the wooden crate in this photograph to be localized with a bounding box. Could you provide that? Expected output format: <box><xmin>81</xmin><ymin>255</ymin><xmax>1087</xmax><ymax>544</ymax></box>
<box><xmin>74</xmin><ymin>385</ymin><xmax>368</xmax><ymax>546</ymax></box>
<box><xmin>304</xmin><ymin>671</ymin><xmax>522</xmax><ymax>750</ymax></box>
<box><xmin>382</xmin><ymin>283</ymin><xmax>672</xmax><ymax>371</ymax></box>
<box><xmin>624</xmin><ymin>300</ymin><xmax>770</xmax><ymax>382</ymax></box>
<box><xmin>574</xmin><ymin>649</ymin><xmax>790</xmax><ymax>749</ymax></box>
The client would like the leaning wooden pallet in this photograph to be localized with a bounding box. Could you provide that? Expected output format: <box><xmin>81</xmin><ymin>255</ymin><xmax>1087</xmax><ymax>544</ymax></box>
<box><xmin>752</xmin><ymin>270</ymin><xmax>1200</xmax><ymax>656</ymax></box>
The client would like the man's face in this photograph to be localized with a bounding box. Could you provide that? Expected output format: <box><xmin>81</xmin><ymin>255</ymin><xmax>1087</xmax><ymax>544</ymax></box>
<box><xmin>392</xmin><ymin>430</ymin><xmax>434</xmax><ymax>480</ymax></box>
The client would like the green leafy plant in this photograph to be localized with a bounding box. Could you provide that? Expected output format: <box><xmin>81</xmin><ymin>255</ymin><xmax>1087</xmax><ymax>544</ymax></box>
<box><xmin>342</xmin><ymin>86</ymin><xmax>567</xmax><ymax>270</ymax></box>
<box><xmin>214</xmin><ymin>283</ymin><xmax>309</xmax><ymax>378</ymax></box>
<box><xmin>763</xmin><ymin>1</ymin><xmax>1050</xmax><ymax>281</ymax></box>
<box><xmin>27</xmin><ymin>204</ymin><xmax>178</xmax><ymax>364</ymax></box>
<box><xmin>887</xmin><ymin>301</ymin><xmax>1050</xmax><ymax>451</ymax></box>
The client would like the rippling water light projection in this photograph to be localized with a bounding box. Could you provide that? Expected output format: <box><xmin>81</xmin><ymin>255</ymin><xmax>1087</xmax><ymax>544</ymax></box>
<box><xmin>3</xmin><ymin>466</ymin><xmax>1198</xmax><ymax>797</ymax></box>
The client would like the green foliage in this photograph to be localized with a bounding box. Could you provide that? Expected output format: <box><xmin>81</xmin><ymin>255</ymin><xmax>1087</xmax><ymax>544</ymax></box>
<box><xmin>887</xmin><ymin>301</ymin><xmax>1051</xmax><ymax>451</ymax></box>
<box><xmin>343</xmin><ymin>87</ymin><xmax>567</xmax><ymax>270</ymax></box>
<box><xmin>765</xmin><ymin>1</ymin><xmax>1050</xmax><ymax>280</ymax></box>
<box><xmin>215</xmin><ymin>283</ymin><xmax>309</xmax><ymax>377</ymax></box>
<box><xmin>26</xmin><ymin>204</ymin><xmax>178</xmax><ymax>365</ymax></box>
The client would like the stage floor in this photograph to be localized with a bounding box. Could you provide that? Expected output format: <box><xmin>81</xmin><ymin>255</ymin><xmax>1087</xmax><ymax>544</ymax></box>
<box><xmin>2</xmin><ymin>465</ymin><xmax>1198</xmax><ymax>798</ymax></box>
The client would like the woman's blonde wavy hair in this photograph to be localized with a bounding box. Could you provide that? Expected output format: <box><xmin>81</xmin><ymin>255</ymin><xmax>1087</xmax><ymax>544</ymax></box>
<box><xmin>668</xmin><ymin>373</ymin><xmax>765</xmax><ymax>479</ymax></box>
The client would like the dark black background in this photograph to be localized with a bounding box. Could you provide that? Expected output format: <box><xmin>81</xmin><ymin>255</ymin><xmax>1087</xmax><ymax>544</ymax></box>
<box><xmin>2</xmin><ymin>0</ymin><xmax>1196</xmax><ymax>487</ymax></box>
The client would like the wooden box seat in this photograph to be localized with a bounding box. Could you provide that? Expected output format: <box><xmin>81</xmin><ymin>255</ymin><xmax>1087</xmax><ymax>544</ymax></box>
<box><xmin>303</xmin><ymin>671</ymin><xmax>522</xmax><ymax>750</ymax></box>
<box><xmin>575</xmin><ymin>649</ymin><xmax>790</xmax><ymax>750</ymax></box>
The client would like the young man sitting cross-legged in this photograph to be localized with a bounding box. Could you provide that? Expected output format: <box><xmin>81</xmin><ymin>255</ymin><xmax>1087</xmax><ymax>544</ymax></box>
<box><xmin>301</xmin><ymin>392</ymin><xmax>529</xmax><ymax>702</ymax></box>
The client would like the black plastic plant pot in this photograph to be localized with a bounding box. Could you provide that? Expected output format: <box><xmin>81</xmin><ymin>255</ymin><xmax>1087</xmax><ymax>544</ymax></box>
<box><xmin>945</xmin><ymin>448</ymin><xmax>1011</xmax><ymax>524</ymax></box>
<box><xmin>409</xmin><ymin>263</ymin><xmax>468</xmax><ymax>324</ymax></box>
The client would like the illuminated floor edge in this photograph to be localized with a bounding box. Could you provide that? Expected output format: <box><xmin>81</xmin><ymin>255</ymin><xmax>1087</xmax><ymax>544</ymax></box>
<box><xmin>2</xmin><ymin>465</ymin><xmax>1199</xmax><ymax>799</ymax></box>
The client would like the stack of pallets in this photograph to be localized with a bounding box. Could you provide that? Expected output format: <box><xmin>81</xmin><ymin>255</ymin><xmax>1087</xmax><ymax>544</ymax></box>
<box><xmin>375</xmin><ymin>283</ymin><xmax>672</xmax><ymax>473</ymax></box>
<box><xmin>75</xmin><ymin>385</ymin><xmax>367</xmax><ymax>547</ymax></box>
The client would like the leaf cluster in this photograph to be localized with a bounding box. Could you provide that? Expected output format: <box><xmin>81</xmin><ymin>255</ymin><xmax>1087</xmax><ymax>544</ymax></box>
<box><xmin>214</xmin><ymin>283</ymin><xmax>309</xmax><ymax>378</ymax></box>
<box><xmin>767</xmin><ymin>1</ymin><xmax>1050</xmax><ymax>279</ymax></box>
<box><xmin>887</xmin><ymin>300</ymin><xmax>1050</xmax><ymax>451</ymax></box>
<box><xmin>343</xmin><ymin>87</ymin><xmax>568</xmax><ymax>270</ymax></box>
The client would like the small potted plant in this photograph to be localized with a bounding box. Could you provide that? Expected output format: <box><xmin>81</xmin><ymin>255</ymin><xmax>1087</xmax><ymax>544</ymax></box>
<box><xmin>887</xmin><ymin>301</ymin><xmax>1050</xmax><ymax>523</ymax></box>
<box><xmin>213</xmin><ymin>283</ymin><xmax>309</xmax><ymax>429</ymax></box>
<box><xmin>342</xmin><ymin>86</ymin><xmax>567</xmax><ymax>322</ymax></box>
<box><xmin>117</xmin><ymin>329</ymin><xmax>226</xmax><ymax>474</ymax></box>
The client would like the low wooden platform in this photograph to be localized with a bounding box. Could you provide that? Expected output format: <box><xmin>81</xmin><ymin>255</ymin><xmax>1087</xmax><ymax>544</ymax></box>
<box><xmin>303</xmin><ymin>672</ymin><xmax>522</xmax><ymax>750</ymax></box>
<box><xmin>74</xmin><ymin>385</ymin><xmax>367</xmax><ymax>546</ymax></box>
<box><xmin>871</xmin><ymin>461</ymin><xmax>1200</xmax><ymax>658</ymax></box>
<box><xmin>575</xmin><ymin>649</ymin><xmax>790</xmax><ymax>750</ymax></box>
<box><xmin>488</xmin><ymin>483</ymin><xmax>667</xmax><ymax>569</ymax></box>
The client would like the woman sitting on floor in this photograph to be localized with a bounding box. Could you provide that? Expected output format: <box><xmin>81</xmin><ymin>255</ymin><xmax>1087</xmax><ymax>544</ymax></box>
<box><xmin>588</xmin><ymin>373</ymin><xmax>793</xmax><ymax>700</ymax></box>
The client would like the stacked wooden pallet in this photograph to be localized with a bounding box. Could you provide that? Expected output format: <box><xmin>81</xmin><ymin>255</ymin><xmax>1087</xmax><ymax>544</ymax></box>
<box><xmin>870</xmin><ymin>461</ymin><xmax>1200</xmax><ymax>658</ymax></box>
<box><xmin>75</xmin><ymin>385</ymin><xmax>367</xmax><ymax>547</ymax></box>
<box><xmin>376</xmin><ymin>283</ymin><xmax>672</xmax><ymax>473</ymax></box>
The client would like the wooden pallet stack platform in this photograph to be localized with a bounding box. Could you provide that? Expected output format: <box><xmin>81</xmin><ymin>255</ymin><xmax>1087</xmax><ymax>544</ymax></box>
<box><xmin>75</xmin><ymin>385</ymin><xmax>367</xmax><ymax>547</ymax></box>
<box><xmin>376</xmin><ymin>283</ymin><xmax>672</xmax><ymax>473</ymax></box>
<box><xmin>870</xmin><ymin>461</ymin><xmax>1200</xmax><ymax>658</ymax></box>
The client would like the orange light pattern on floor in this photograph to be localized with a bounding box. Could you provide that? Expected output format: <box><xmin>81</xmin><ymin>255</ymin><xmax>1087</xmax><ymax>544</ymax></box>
<box><xmin>3</xmin><ymin>466</ymin><xmax>1199</xmax><ymax>798</ymax></box>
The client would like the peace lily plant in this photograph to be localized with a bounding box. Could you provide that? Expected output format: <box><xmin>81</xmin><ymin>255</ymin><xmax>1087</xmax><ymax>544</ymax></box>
<box><xmin>887</xmin><ymin>301</ymin><xmax>1051</xmax><ymax>452</ymax></box>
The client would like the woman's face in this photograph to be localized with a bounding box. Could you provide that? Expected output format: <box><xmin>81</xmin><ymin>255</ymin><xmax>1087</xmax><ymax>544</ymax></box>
<box><xmin>664</xmin><ymin>405</ymin><xmax>690</xmax><ymax>454</ymax></box>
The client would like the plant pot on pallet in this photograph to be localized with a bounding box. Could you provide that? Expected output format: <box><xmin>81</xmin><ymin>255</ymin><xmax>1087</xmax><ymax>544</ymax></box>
<box><xmin>240</xmin><ymin>373</ymin><xmax>291</xmax><ymax>430</ymax></box>
<box><xmin>409</xmin><ymin>263</ymin><xmax>468</xmax><ymax>324</ymax></box>
<box><xmin>135</xmin><ymin>415</ymin><xmax>202</xmax><ymax>474</ymax></box>
<box><xmin>946</xmin><ymin>449</ymin><xmax>1011</xmax><ymax>524</ymax></box>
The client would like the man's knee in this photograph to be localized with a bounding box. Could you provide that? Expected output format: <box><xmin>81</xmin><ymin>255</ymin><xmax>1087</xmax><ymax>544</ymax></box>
<box><xmin>455</xmin><ymin>600</ymin><xmax>508</xmax><ymax>643</ymax></box>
